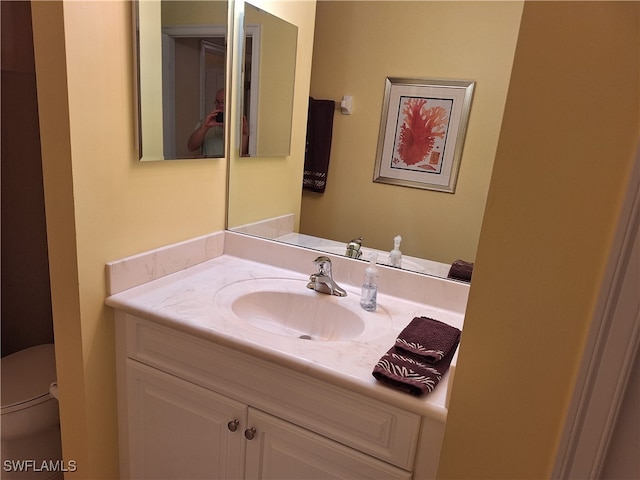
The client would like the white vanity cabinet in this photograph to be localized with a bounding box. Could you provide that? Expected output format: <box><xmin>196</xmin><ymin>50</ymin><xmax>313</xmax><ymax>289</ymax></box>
<box><xmin>125</xmin><ymin>361</ymin><xmax>246</xmax><ymax>479</ymax></box>
<box><xmin>124</xmin><ymin>360</ymin><xmax>410</xmax><ymax>479</ymax></box>
<box><xmin>115</xmin><ymin>312</ymin><xmax>443</xmax><ymax>479</ymax></box>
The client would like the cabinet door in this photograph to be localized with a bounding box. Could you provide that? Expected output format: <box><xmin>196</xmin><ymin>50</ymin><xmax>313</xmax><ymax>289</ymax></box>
<box><xmin>126</xmin><ymin>361</ymin><xmax>246</xmax><ymax>480</ymax></box>
<box><xmin>244</xmin><ymin>409</ymin><xmax>411</xmax><ymax>480</ymax></box>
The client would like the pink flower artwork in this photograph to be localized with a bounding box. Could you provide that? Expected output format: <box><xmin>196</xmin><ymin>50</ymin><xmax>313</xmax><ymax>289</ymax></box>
<box><xmin>392</xmin><ymin>97</ymin><xmax>451</xmax><ymax>173</ymax></box>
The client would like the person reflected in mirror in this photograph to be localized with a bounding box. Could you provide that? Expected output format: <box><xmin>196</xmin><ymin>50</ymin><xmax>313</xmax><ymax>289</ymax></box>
<box><xmin>187</xmin><ymin>88</ymin><xmax>250</xmax><ymax>157</ymax></box>
<box><xmin>188</xmin><ymin>88</ymin><xmax>225</xmax><ymax>157</ymax></box>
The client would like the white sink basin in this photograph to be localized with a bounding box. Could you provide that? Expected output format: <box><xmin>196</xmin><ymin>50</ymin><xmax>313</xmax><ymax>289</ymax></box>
<box><xmin>214</xmin><ymin>278</ymin><xmax>392</xmax><ymax>341</ymax></box>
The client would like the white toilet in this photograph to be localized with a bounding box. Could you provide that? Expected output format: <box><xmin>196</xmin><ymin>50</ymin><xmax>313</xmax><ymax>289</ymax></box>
<box><xmin>1</xmin><ymin>344</ymin><xmax>63</xmax><ymax>479</ymax></box>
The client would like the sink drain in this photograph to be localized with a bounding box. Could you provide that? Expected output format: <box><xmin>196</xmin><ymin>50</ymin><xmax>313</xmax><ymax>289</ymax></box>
<box><xmin>298</xmin><ymin>334</ymin><xmax>313</xmax><ymax>340</ymax></box>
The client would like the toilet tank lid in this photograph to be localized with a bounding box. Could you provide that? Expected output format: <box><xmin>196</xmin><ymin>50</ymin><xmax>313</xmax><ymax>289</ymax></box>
<box><xmin>1</xmin><ymin>344</ymin><xmax>57</xmax><ymax>409</ymax></box>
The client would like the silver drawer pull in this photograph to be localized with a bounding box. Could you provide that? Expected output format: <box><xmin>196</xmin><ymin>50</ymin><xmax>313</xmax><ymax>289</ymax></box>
<box><xmin>244</xmin><ymin>427</ymin><xmax>256</xmax><ymax>440</ymax></box>
<box><xmin>227</xmin><ymin>419</ymin><xmax>239</xmax><ymax>432</ymax></box>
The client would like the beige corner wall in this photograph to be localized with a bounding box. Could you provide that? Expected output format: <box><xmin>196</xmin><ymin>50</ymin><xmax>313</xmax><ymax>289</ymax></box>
<box><xmin>302</xmin><ymin>1</ymin><xmax>524</xmax><ymax>265</ymax></box>
<box><xmin>31</xmin><ymin>1</ymin><xmax>226</xmax><ymax>477</ymax></box>
<box><xmin>227</xmin><ymin>0</ymin><xmax>317</xmax><ymax>230</ymax></box>
<box><xmin>438</xmin><ymin>2</ymin><xmax>639</xmax><ymax>478</ymax></box>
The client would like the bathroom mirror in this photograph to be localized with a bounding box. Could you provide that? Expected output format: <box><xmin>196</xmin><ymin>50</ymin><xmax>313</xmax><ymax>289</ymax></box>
<box><xmin>134</xmin><ymin>0</ymin><xmax>229</xmax><ymax>161</ymax></box>
<box><xmin>240</xmin><ymin>2</ymin><xmax>298</xmax><ymax>157</ymax></box>
<box><xmin>227</xmin><ymin>1</ymin><xmax>524</xmax><ymax>280</ymax></box>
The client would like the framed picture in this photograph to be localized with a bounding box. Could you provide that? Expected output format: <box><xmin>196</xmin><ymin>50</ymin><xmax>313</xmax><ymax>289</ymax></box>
<box><xmin>373</xmin><ymin>77</ymin><xmax>475</xmax><ymax>193</ymax></box>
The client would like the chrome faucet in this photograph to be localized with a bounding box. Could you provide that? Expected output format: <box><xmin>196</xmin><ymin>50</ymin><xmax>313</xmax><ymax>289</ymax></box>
<box><xmin>345</xmin><ymin>237</ymin><xmax>363</xmax><ymax>259</ymax></box>
<box><xmin>307</xmin><ymin>256</ymin><xmax>347</xmax><ymax>297</ymax></box>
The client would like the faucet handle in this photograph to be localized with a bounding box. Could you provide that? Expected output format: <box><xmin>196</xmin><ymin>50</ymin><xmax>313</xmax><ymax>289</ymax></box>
<box><xmin>313</xmin><ymin>256</ymin><xmax>332</xmax><ymax>274</ymax></box>
<box><xmin>346</xmin><ymin>238</ymin><xmax>363</xmax><ymax>259</ymax></box>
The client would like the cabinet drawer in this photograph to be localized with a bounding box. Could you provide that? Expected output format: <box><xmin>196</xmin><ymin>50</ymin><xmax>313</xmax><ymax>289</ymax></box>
<box><xmin>122</xmin><ymin>314</ymin><xmax>421</xmax><ymax>470</ymax></box>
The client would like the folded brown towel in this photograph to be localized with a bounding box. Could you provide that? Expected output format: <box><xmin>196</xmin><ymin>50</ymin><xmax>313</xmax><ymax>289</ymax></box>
<box><xmin>372</xmin><ymin>317</ymin><xmax>460</xmax><ymax>396</ymax></box>
<box><xmin>448</xmin><ymin>259</ymin><xmax>474</xmax><ymax>282</ymax></box>
<box><xmin>372</xmin><ymin>341</ymin><xmax>458</xmax><ymax>396</ymax></box>
<box><xmin>395</xmin><ymin>316</ymin><xmax>461</xmax><ymax>363</ymax></box>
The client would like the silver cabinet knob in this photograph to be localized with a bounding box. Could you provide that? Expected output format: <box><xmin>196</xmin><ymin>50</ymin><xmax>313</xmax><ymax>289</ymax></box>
<box><xmin>227</xmin><ymin>419</ymin><xmax>239</xmax><ymax>432</ymax></box>
<box><xmin>244</xmin><ymin>427</ymin><xmax>256</xmax><ymax>440</ymax></box>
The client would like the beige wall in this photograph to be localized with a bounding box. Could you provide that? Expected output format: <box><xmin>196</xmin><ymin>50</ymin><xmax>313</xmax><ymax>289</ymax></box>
<box><xmin>162</xmin><ymin>0</ymin><xmax>227</xmax><ymax>25</ymax></box>
<box><xmin>31</xmin><ymin>1</ymin><xmax>227</xmax><ymax>476</ymax></box>
<box><xmin>302</xmin><ymin>1</ymin><xmax>524</xmax><ymax>265</ymax></box>
<box><xmin>438</xmin><ymin>2</ymin><xmax>639</xmax><ymax>478</ymax></box>
<box><xmin>227</xmin><ymin>0</ymin><xmax>317</xmax><ymax>229</ymax></box>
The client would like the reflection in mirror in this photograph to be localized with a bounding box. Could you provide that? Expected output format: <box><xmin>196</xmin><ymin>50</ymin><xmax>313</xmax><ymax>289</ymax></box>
<box><xmin>134</xmin><ymin>0</ymin><xmax>228</xmax><ymax>161</ymax></box>
<box><xmin>241</xmin><ymin>3</ymin><xmax>297</xmax><ymax>157</ymax></box>
<box><xmin>228</xmin><ymin>2</ymin><xmax>523</xmax><ymax>282</ymax></box>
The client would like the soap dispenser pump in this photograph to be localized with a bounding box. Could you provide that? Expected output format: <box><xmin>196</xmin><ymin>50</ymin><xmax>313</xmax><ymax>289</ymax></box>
<box><xmin>389</xmin><ymin>235</ymin><xmax>402</xmax><ymax>268</ymax></box>
<box><xmin>360</xmin><ymin>253</ymin><xmax>379</xmax><ymax>312</ymax></box>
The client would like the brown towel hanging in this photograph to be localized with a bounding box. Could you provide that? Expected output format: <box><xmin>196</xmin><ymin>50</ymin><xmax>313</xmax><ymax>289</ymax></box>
<box><xmin>303</xmin><ymin>97</ymin><xmax>335</xmax><ymax>193</ymax></box>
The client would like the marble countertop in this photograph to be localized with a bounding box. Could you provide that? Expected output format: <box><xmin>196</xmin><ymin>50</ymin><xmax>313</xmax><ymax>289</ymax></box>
<box><xmin>105</xmin><ymin>232</ymin><xmax>468</xmax><ymax>421</ymax></box>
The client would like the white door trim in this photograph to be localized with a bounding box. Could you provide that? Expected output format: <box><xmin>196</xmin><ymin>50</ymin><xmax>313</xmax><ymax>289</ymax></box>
<box><xmin>553</xmin><ymin>144</ymin><xmax>640</xmax><ymax>479</ymax></box>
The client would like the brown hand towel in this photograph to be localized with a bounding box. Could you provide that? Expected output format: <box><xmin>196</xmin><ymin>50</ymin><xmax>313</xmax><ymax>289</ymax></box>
<box><xmin>372</xmin><ymin>317</ymin><xmax>460</xmax><ymax>396</ymax></box>
<box><xmin>372</xmin><ymin>341</ymin><xmax>458</xmax><ymax>396</ymax></box>
<box><xmin>448</xmin><ymin>259</ymin><xmax>474</xmax><ymax>282</ymax></box>
<box><xmin>395</xmin><ymin>316</ymin><xmax>461</xmax><ymax>363</ymax></box>
<box><xmin>303</xmin><ymin>97</ymin><xmax>335</xmax><ymax>193</ymax></box>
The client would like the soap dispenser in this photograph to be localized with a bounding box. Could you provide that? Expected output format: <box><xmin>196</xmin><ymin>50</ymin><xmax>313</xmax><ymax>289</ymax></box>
<box><xmin>360</xmin><ymin>253</ymin><xmax>379</xmax><ymax>312</ymax></box>
<box><xmin>389</xmin><ymin>235</ymin><xmax>402</xmax><ymax>268</ymax></box>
